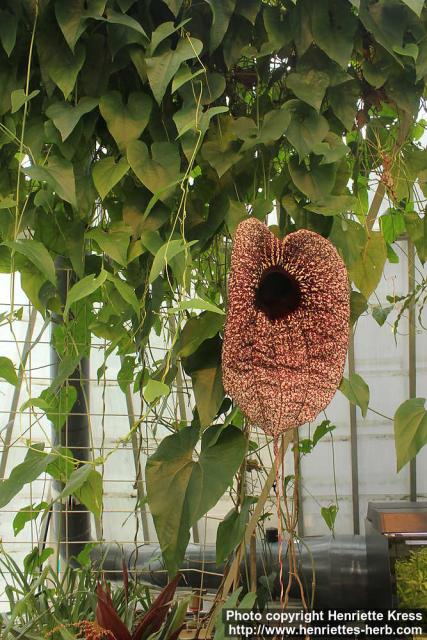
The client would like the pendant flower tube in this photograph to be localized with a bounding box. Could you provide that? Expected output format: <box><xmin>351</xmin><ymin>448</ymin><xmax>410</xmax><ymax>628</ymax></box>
<box><xmin>222</xmin><ymin>218</ymin><xmax>350</xmax><ymax>437</ymax></box>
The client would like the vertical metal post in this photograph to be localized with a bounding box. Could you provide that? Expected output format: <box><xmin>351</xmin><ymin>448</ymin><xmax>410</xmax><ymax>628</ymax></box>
<box><xmin>51</xmin><ymin>261</ymin><xmax>91</xmax><ymax>563</ymax></box>
<box><xmin>408</xmin><ymin>239</ymin><xmax>417</xmax><ymax>501</ymax></box>
<box><xmin>348</xmin><ymin>331</ymin><xmax>360</xmax><ymax>534</ymax></box>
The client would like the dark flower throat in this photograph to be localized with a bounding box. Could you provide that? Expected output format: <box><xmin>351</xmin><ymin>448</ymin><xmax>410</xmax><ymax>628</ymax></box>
<box><xmin>255</xmin><ymin>267</ymin><xmax>301</xmax><ymax>320</ymax></box>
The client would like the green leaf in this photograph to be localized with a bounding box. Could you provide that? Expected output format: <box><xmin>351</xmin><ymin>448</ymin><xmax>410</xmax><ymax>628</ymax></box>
<box><xmin>306</xmin><ymin>194</ymin><xmax>356</xmax><ymax>216</ymax></box>
<box><xmin>99</xmin><ymin>91</ymin><xmax>152</xmax><ymax>151</ymax></box>
<box><xmin>349</xmin><ymin>231</ymin><xmax>387</xmax><ymax>299</ymax></box>
<box><xmin>172</xmin><ymin>298</ymin><xmax>225</xmax><ymax>315</ymax></box>
<box><xmin>23</xmin><ymin>156</ymin><xmax>77</xmax><ymax>208</ymax></box>
<box><xmin>58</xmin><ymin>464</ymin><xmax>92</xmax><ymax>500</ymax></box>
<box><xmin>146</xmin><ymin>36</ymin><xmax>203</xmax><ymax>103</ymax></box>
<box><xmin>4</xmin><ymin>240</ymin><xmax>56</xmax><ymax>284</ymax></box>
<box><xmin>0</xmin><ymin>444</ymin><xmax>55</xmax><ymax>509</ymax></box>
<box><xmin>182</xmin><ymin>336</ymin><xmax>224</xmax><ymax>428</ymax></box>
<box><xmin>416</xmin><ymin>37</ymin><xmax>427</xmax><ymax>81</ymax></box>
<box><xmin>46</xmin><ymin>387</ymin><xmax>77</xmax><ymax>430</ymax></box>
<box><xmin>172</xmin><ymin>65</ymin><xmax>204</xmax><ymax>93</ymax></box>
<box><xmin>372</xmin><ymin>305</ymin><xmax>393</xmax><ymax>327</ymax></box>
<box><xmin>146</xmin><ymin>424</ymin><xmax>246</xmax><ymax>576</ymax></box>
<box><xmin>127</xmin><ymin>140</ymin><xmax>182</xmax><ymax>204</ymax></box>
<box><xmin>328</xmin><ymin>80</ymin><xmax>359</xmax><ymax>130</ymax></box>
<box><xmin>216</xmin><ymin>496</ymin><xmax>256</xmax><ymax>563</ymax></box>
<box><xmin>393</xmin><ymin>43</ymin><xmax>419</xmax><ymax>60</ymax></box>
<box><xmin>117</xmin><ymin>356</ymin><xmax>135</xmax><ymax>393</ymax></box>
<box><xmin>24</xmin><ymin>547</ymin><xmax>54</xmax><ymax>575</ymax></box>
<box><xmin>257</xmin><ymin>109</ymin><xmax>292</xmax><ymax>146</ymax></box>
<box><xmin>0</xmin><ymin>10</ymin><xmax>17</xmax><ymax>57</ymax></box>
<box><xmin>177</xmin><ymin>312</ymin><xmax>224</xmax><ymax>357</ymax></box>
<box><xmin>339</xmin><ymin>373</ymin><xmax>370</xmax><ymax>417</ymax></box>
<box><xmin>205</xmin><ymin>0</ymin><xmax>236</xmax><ymax>52</ymax></box>
<box><xmin>401</xmin><ymin>0</ymin><xmax>424</xmax><ymax>16</ymax></box>
<box><xmin>311</xmin><ymin>1</ymin><xmax>357</xmax><ymax>68</ymax></box>
<box><xmin>0</xmin><ymin>356</ymin><xmax>18</xmax><ymax>386</ymax></box>
<box><xmin>46</xmin><ymin>97</ymin><xmax>98</xmax><ymax>141</ymax></box>
<box><xmin>224</xmin><ymin>199</ymin><xmax>246</xmax><ymax>237</ymax></box>
<box><xmin>404</xmin><ymin>212</ymin><xmax>427</xmax><ymax>264</ymax></box>
<box><xmin>86</xmin><ymin>226</ymin><xmax>130</xmax><ymax>266</ymax></box>
<box><xmin>164</xmin><ymin>0</ymin><xmax>183</xmax><ymax>16</ymax></box>
<box><xmin>329</xmin><ymin>218</ymin><xmax>367</xmax><ymax>269</ymax></box>
<box><xmin>55</xmin><ymin>0</ymin><xmax>88</xmax><ymax>51</ymax></box>
<box><xmin>321</xmin><ymin>504</ymin><xmax>338</xmax><ymax>532</ymax></box>
<box><xmin>92</xmin><ymin>157</ymin><xmax>129</xmax><ymax>200</ymax></box>
<box><xmin>287</xmin><ymin>68</ymin><xmax>329</xmax><ymax>112</ymax></box>
<box><xmin>312</xmin><ymin>419</ymin><xmax>336</xmax><ymax>446</ymax></box>
<box><xmin>64</xmin><ymin>269</ymin><xmax>107</xmax><ymax>318</ymax></box>
<box><xmin>312</xmin><ymin>132</ymin><xmax>350</xmax><ymax>165</ymax></box>
<box><xmin>149</xmin><ymin>239</ymin><xmax>195</xmax><ymax>284</ymax></box>
<box><xmin>11</xmin><ymin>89</ymin><xmax>40</xmax><ymax>114</ymax></box>
<box><xmin>13</xmin><ymin>502</ymin><xmax>49</xmax><ymax>536</ymax></box>
<box><xmin>108</xmin><ymin>274</ymin><xmax>139</xmax><ymax>315</ymax></box>
<box><xmin>23</xmin><ymin>387</ymin><xmax>78</xmax><ymax>430</ymax></box>
<box><xmin>394</xmin><ymin>398</ymin><xmax>427</xmax><ymax>472</ymax></box>
<box><xmin>289</xmin><ymin>157</ymin><xmax>336</xmax><ymax>201</ymax></box>
<box><xmin>50</xmin><ymin>354</ymin><xmax>83</xmax><ymax>392</ymax></box>
<box><xmin>200</xmin><ymin>115</ymin><xmax>242</xmax><ymax>176</ymax></box>
<box><xmin>359</xmin><ymin>1</ymin><xmax>407</xmax><ymax>64</ymax></box>
<box><xmin>362</xmin><ymin>59</ymin><xmax>390</xmax><ymax>88</ymax></box>
<box><xmin>38</xmin><ymin>32</ymin><xmax>86</xmax><ymax>99</ymax></box>
<box><xmin>74</xmin><ymin>469</ymin><xmax>103</xmax><ymax>519</ymax></box>
<box><xmin>143</xmin><ymin>379</ymin><xmax>170</xmax><ymax>403</ymax></box>
<box><xmin>350</xmin><ymin>291</ymin><xmax>368</xmax><ymax>325</ymax></box>
<box><xmin>380</xmin><ymin>210</ymin><xmax>406</xmax><ymax>244</ymax></box>
<box><xmin>148</xmin><ymin>19</ymin><xmax>191</xmax><ymax>55</ymax></box>
<box><xmin>102</xmin><ymin>8</ymin><xmax>147</xmax><ymax>38</ymax></box>
<box><xmin>284</xmin><ymin>100</ymin><xmax>329</xmax><ymax>160</ymax></box>
<box><xmin>46</xmin><ymin>446</ymin><xmax>75</xmax><ymax>483</ymax></box>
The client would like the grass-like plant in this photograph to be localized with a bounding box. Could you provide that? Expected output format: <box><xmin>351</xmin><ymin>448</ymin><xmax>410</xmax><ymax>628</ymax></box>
<box><xmin>395</xmin><ymin>548</ymin><xmax>427</xmax><ymax>609</ymax></box>
<box><xmin>0</xmin><ymin>545</ymin><xmax>186</xmax><ymax>639</ymax></box>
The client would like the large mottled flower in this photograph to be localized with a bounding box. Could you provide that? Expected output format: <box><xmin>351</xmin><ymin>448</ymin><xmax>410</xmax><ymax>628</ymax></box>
<box><xmin>222</xmin><ymin>218</ymin><xmax>349</xmax><ymax>437</ymax></box>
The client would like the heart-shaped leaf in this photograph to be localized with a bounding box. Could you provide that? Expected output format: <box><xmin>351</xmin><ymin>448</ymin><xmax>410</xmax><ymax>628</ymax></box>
<box><xmin>339</xmin><ymin>373</ymin><xmax>370</xmax><ymax>417</ymax></box>
<box><xmin>287</xmin><ymin>68</ymin><xmax>329</xmax><ymax>111</ymax></box>
<box><xmin>46</xmin><ymin>97</ymin><xmax>98</xmax><ymax>141</ymax></box>
<box><xmin>4</xmin><ymin>240</ymin><xmax>56</xmax><ymax>284</ymax></box>
<box><xmin>146</xmin><ymin>36</ymin><xmax>203</xmax><ymax>103</ymax></box>
<box><xmin>127</xmin><ymin>140</ymin><xmax>182</xmax><ymax>204</ymax></box>
<box><xmin>284</xmin><ymin>100</ymin><xmax>329</xmax><ymax>160</ymax></box>
<box><xmin>394</xmin><ymin>398</ymin><xmax>427</xmax><ymax>472</ymax></box>
<box><xmin>23</xmin><ymin>156</ymin><xmax>77</xmax><ymax>208</ymax></box>
<box><xmin>146</xmin><ymin>424</ymin><xmax>247</xmax><ymax>576</ymax></box>
<box><xmin>92</xmin><ymin>157</ymin><xmax>129</xmax><ymax>200</ymax></box>
<box><xmin>0</xmin><ymin>356</ymin><xmax>18</xmax><ymax>385</ymax></box>
<box><xmin>11</xmin><ymin>89</ymin><xmax>40</xmax><ymax>114</ymax></box>
<box><xmin>99</xmin><ymin>91</ymin><xmax>152</xmax><ymax>150</ymax></box>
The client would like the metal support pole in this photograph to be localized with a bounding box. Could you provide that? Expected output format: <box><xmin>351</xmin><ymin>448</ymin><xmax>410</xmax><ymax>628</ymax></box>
<box><xmin>348</xmin><ymin>331</ymin><xmax>360</xmax><ymax>534</ymax></box>
<box><xmin>51</xmin><ymin>261</ymin><xmax>91</xmax><ymax>563</ymax></box>
<box><xmin>408</xmin><ymin>239</ymin><xmax>417</xmax><ymax>501</ymax></box>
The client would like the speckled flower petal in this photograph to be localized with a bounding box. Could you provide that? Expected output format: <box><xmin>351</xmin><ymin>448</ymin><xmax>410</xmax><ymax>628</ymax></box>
<box><xmin>222</xmin><ymin>218</ymin><xmax>349</xmax><ymax>436</ymax></box>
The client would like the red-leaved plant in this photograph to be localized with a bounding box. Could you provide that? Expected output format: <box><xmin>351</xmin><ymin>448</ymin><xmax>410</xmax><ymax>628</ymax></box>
<box><xmin>76</xmin><ymin>573</ymin><xmax>182</xmax><ymax>640</ymax></box>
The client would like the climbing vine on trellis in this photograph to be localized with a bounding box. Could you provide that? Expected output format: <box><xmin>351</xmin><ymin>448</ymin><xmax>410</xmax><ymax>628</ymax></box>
<box><xmin>0</xmin><ymin>0</ymin><xmax>426</xmax><ymax>579</ymax></box>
